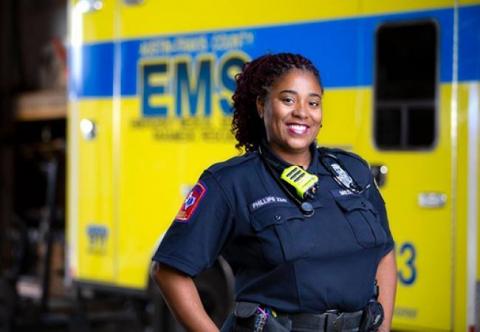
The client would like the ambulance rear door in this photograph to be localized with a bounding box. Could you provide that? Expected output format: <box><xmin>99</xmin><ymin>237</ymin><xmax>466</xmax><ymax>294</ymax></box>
<box><xmin>357</xmin><ymin>11</ymin><xmax>454</xmax><ymax>331</ymax></box>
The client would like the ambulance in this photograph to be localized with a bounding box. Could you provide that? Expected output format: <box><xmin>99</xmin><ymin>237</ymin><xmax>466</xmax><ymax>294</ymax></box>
<box><xmin>67</xmin><ymin>0</ymin><xmax>480</xmax><ymax>330</ymax></box>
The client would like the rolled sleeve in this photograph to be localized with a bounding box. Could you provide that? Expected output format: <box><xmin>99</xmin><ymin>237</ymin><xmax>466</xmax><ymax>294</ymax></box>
<box><xmin>152</xmin><ymin>171</ymin><xmax>233</xmax><ymax>276</ymax></box>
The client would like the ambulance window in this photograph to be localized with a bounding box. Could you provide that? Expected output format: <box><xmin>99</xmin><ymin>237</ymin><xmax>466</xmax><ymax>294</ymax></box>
<box><xmin>374</xmin><ymin>21</ymin><xmax>437</xmax><ymax>150</ymax></box>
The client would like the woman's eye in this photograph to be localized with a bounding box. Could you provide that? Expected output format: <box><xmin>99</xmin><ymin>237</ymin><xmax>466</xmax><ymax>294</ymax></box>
<box><xmin>309</xmin><ymin>101</ymin><xmax>320</xmax><ymax>107</ymax></box>
<box><xmin>282</xmin><ymin>97</ymin><xmax>295</xmax><ymax>104</ymax></box>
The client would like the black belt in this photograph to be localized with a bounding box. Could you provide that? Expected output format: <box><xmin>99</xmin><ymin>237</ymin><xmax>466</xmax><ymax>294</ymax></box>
<box><xmin>276</xmin><ymin>310</ymin><xmax>363</xmax><ymax>332</ymax></box>
<box><xmin>230</xmin><ymin>301</ymin><xmax>382</xmax><ymax>332</ymax></box>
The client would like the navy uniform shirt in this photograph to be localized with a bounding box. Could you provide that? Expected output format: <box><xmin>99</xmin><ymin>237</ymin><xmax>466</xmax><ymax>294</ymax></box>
<box><xmin>152</xmin><ymin>144</ymin><xmax>394</xmax><ymax>313</ymax></box>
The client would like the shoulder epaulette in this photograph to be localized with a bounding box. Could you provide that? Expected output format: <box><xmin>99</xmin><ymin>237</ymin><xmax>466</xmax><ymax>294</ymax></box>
<box><xmin>207</xmin><ymin>151</ymin><xmax>258</xmax><ymax>174</ymax></box>
<box><xmin>318</xmin><ymin>146</ymin><xmax>369</xmax><ymax>168</ymax></box>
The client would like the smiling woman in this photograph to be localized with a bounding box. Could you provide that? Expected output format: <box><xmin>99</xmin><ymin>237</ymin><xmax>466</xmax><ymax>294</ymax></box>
<box><xmin>256</xmin><ymin>69</ymin><xmax>323</xmax><ymax>169</ymax></box>
<box><xmin>150</xmin><ymin>53</ymin><xmax>396</xmax><ymax>332</ymax></box>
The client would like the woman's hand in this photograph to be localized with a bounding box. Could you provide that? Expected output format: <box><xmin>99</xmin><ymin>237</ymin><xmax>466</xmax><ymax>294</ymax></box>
<box><xmin>375</xmin><ymin>250</ymin><xmax>397</xmax><ymax>332</ymax></box>
<box><xmin>150</xmin><ymin>262</ymin><xmax>219</xmax><ymax>332</ymax></box>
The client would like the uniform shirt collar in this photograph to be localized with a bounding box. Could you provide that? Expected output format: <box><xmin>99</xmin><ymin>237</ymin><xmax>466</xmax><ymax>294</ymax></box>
<box><xmin>259</xmin><ymin>140</ymin><xmax>323</xmax><ymax>175</ymax></box>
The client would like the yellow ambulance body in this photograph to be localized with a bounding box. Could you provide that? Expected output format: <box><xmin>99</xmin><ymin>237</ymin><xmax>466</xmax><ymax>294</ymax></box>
<box><xmin>67</xmin><ymin>0</ymin><xmax>480</xmax><ymax>330</ymax></box>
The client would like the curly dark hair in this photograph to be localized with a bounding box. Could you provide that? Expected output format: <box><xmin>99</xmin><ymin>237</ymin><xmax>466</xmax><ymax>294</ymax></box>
<box><xmin>231</xmin><ymin>53</ymin><xmax>323</xmax><ymax>152</ymax></box>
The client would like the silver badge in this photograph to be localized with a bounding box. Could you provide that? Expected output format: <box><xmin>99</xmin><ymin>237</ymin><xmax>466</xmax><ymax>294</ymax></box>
<box><xmin>331</xmin><ymin>163</ymin><xmax>354</xmax><ymax>188</ymax></box>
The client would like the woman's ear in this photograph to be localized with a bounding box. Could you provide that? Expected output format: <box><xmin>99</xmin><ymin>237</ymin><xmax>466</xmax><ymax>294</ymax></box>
<box><xmin>256</xmin><ymin>96</ymin><xmax>264</xmax><ymax>119</ymax></box>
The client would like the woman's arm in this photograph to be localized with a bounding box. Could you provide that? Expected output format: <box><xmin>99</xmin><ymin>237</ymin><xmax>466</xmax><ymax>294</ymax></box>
<box><xmin>376</xmin><ymin>249</ymin><xmax>397</xmax><ymax>332</ymax></box>
<box><xmin>150</xmin><ymin>262</ymin><xmax>219</xmax><ymax>332</ymax></box>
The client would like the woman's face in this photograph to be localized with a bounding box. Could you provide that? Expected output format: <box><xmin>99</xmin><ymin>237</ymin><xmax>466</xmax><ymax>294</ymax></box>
<box><xmin>258</xmin><ymin>69</ymin><xmax>323</xmax><ymax>158</ymax></box>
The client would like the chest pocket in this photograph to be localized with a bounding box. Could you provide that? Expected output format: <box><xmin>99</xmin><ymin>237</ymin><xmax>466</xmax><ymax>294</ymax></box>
<box><xmin>250</xmin><ymin>203</ymin><xmax>321</xmax><ymax>265</ymax></box>
<box><xmin>334</xmin><ymin>195</ymin><xmax>387</xmax><ymax>249</ymax></box>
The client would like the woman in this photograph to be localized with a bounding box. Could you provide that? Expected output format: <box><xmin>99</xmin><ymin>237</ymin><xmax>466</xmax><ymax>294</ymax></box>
<box><xmin>151</xmin><ymin>53</ymin><xmax>397</xmax><ymax>332</ymax></box>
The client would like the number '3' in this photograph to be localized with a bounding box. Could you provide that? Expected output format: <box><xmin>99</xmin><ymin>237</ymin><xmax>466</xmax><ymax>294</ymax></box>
<box><xmin>397</xmin><ymin>242</ymin><xmax>416</xmax><ymax>285</ymax></box>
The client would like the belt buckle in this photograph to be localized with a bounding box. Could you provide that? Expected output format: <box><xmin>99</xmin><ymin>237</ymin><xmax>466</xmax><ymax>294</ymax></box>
<box><xmin>332</xmin><ymin>313</ymin><xmax>345</xmax><ymax>332</ymax></box>
<box><xmin>325</xmin><ymin>310</ymin><xmax>345</xmax><ymax>332</ymax></box>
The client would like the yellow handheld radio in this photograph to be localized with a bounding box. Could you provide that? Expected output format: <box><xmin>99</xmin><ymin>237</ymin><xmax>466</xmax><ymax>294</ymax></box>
<box><xmin>280</xmin><ymin>165</ymin><xmax>318</xmax><ymax>200</ymax></box>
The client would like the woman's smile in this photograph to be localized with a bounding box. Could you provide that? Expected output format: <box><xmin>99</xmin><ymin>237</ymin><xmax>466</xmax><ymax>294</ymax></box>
<box><xmin>286</xmin><ymin>123</ymin><xmax>310</xmax><ymax>135</ymax></box>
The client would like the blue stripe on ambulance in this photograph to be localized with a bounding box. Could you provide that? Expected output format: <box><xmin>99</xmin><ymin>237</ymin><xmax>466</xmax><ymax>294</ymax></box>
<box><xmin>69</xmin><ymin>5</ymin><xmax>480</xmax><ymax>99</ymax></box>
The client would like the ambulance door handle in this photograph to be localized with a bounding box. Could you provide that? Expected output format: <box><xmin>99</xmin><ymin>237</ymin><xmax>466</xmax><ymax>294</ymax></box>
<box><xmin>80</xmin><ymin>119</ymin><xmax>97</xmax><ymax>140</ymax></box>
<box><xmin>370</xmin><ymin>164</ymin><xmax>388</xmax><ymax>188</ymax></box>
<box><xmin>418</xmin><ymin>192</ymin><xmax>447</xmax><ymax>208</ymax></box>
<box><xmin>123</xmin><ymin>0</ymin><xmax>144</xmax><ymax>5</ymax></box>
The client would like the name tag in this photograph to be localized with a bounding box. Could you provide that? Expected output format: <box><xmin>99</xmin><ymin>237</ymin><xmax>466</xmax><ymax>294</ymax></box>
<box><xmin>250</xmin><ymin>196</ymin><xmax>288</xmax><ymax>211</ymax></box>
<box><xmin>330</xmin><ymin>188</ymin><xmax>355</xmax><ymax>198</ymax></box>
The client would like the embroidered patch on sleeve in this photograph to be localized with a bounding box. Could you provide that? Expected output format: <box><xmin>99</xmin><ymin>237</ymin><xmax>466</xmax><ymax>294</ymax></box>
<box><xmin>175</xmin><ymin>181</ymin><xmax>207</xmax><ymax>222</ymax></box>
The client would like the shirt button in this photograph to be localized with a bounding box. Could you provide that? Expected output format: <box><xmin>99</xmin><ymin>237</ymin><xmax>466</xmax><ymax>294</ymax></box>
<box><xmin>274</xmin><ymin>215</ymin><xmax>282</xmax><ymax>221</ymax></box>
